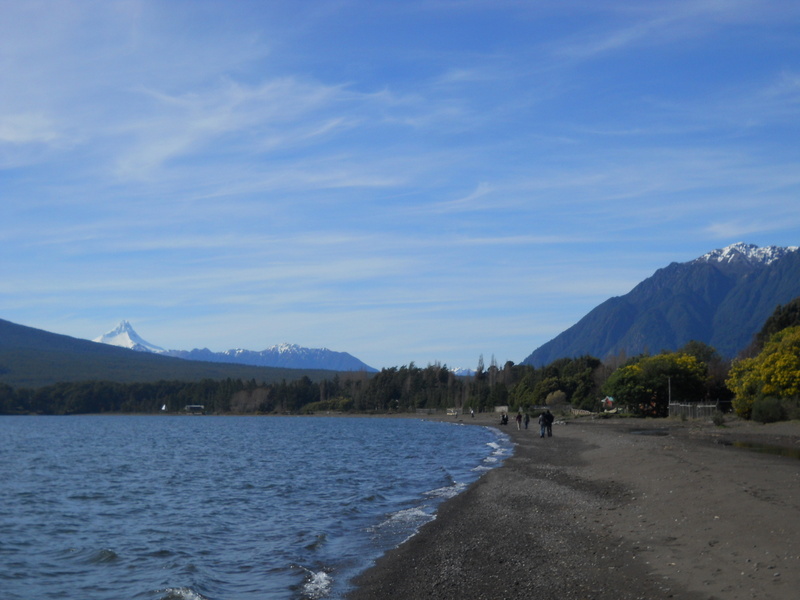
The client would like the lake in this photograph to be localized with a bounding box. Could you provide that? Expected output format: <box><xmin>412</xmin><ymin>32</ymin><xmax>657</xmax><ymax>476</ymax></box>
<box><xmin>0</xmin><ymin>415</ymin><xmax>510</xmax><ymax>599</ymax></box>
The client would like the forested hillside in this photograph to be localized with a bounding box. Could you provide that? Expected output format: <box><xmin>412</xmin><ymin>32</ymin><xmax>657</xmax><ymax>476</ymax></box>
<box><xmin>3</xmin><ymin>297</ymin><xmax>799</xmax><ymax>423</ymax></box>
<box><xmin>0</xmin><ymin>319</ymin><xmax>334</xmax><ymax>388</ymax></box>
<box><xmin>0</xmin><ymin>357</ymin><xmax>612</xmax><ymax>415</ymax></box>
<box><xmin>524</xmin><ymin>247</ymin><xmax>800</xmax><ymax>366</ymax></box>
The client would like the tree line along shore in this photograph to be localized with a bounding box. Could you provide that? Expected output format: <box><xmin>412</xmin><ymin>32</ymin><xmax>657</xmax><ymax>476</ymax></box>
<box><xmin>3</xmin><ymin>299</ymin><xmax>800</xmax><ymax>422</ymax></box>
<box><xmin>0</xmin><ymin>334</ymin><xmax>796</xmax><ymax>423</ymax></box>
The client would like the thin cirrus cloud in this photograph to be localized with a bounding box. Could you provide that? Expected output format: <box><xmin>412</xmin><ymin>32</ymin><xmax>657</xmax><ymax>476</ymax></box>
<box><xmin>107</xmin><ymin>78</ymin><xmax>353</xmax><ymax>178</ymax></box>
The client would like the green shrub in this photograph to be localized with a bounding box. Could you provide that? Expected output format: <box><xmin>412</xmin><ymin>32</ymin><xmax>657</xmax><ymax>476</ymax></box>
<box><xmin>782</xmin><ymin>398</ymin><xmax>800</xmax><ymax>421</ymax></box>
<box><xmin>751</xmin><ymin>397</ymin><xmax>785</xmax><ymax>423</ymax></box>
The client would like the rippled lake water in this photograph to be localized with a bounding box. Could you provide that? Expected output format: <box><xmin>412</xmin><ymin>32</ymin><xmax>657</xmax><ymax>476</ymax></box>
<box><xmin>0</xmin><ymin>415</ymin><xmax>510</xmax><ymax>599</ymax></box>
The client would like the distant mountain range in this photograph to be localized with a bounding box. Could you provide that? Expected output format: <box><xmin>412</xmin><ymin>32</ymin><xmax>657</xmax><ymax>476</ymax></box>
<box><xmin>0</xmin><ymin>319</ymin><xmax>337</xmax><ymax>388</ymax></box>
<box><xmin>5</xmin><ymin>242</ymin><xmax>797</xmax><ymax>388</ymax></box>
<box><xmin>523</xmin><ymin>243</ymin><xmax>800</xmax><ymax>367</ymax></box>
<box><xmin>94</xmin><ymin>320</ymin><xmax>377</xmax><ymax>372</ymax></box>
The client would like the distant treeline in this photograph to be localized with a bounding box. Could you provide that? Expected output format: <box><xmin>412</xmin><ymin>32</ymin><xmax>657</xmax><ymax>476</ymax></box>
<box><xmin>4</xmin><ymin>299</ymin><xmax>798</xmax><ymax>419</ymax></box>
<box><xmin>0</xmin><ymin>356</ymin><xmax>609</xmax><ymax>415</ymax></box>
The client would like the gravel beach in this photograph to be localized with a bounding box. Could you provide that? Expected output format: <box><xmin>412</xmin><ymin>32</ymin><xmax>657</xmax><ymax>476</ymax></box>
<box><xmin>347</xmin><ymin>414</ymin><xmax>800</xmax><ymax>600</ymax></box>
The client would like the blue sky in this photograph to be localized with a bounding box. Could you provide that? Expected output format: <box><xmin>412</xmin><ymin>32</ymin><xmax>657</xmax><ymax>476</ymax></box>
<box><xmin>2</xmin><ymin>0</ymin><xmax>799</xmax><ymax>370</ymax></box>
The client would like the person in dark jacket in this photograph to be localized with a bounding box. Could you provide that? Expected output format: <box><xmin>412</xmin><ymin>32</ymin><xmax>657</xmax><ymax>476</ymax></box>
<box><xmin>544</xmin><ymin>409</ymin><xmax>554</xmax><ymax>437</ymax></box>
<box><xmin>537</xmin><ymin>411</ymin><xmax>547</xmax><ymax>438</ymax></box>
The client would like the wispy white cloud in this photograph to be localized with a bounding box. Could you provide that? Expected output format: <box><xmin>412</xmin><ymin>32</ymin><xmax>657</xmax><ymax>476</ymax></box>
<box><xmin>0</xmin><ymin>113</ymin><xmax>58</xmax><ymax>144</ymax></box>
<box><xmin>109</xmin><ymin>77</ymin><xmax>353</xmax><ymax>179</ymax></box>
<box><xmin>548</xmin><ymin>0</ymin><xmax>800</xmax><ymax>61</ymax></box>
<box><xmin>706</xmin><ymin>204</ymin><xmax>800</xmax><ymax>240</ymax></box>
<box><xmin>429</xmin><ymin>182</ymin><xmax>495</xmax><ymax>213</ymax></box>
<box><xmin>2</xmin><ymin>0</ymin><xmax>799</xmax><ymax>368</ymax></box>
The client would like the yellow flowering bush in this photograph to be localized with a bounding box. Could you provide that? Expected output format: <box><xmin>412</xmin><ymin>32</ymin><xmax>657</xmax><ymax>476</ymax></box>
<box><xmin>603</xmin><ymin>352</ymin><xmax>707</xmax><ymax>416</ymax></box>
<box><xmin>727</xmin><ymin>326</ymin><xmax>800</xmax><ymax>418</ymax></box>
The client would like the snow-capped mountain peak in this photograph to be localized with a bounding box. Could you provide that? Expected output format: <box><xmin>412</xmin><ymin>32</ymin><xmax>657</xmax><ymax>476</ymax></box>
<box><xmin>450</xmin><ymin>366</ymin><xmax>474</xmax><ymax>377</ymax></box>
<box><xmin>272</xmin><ymin>343</ymin><xmax>307</xmax><ymax>354</ymax></box>
<box><xmin>694</xmin><ymin>242</ymin><xmax>798</xmax><ymax>266</ymax></box>
<box><xmin>92</xmin><ymin>322</ymin><xmax>376</xmax><ymax>371</ymax></box>
<box><xmin>93</xmin><ymin>320</ymin><xmax>164</xmax><ymax>353</ymax></box>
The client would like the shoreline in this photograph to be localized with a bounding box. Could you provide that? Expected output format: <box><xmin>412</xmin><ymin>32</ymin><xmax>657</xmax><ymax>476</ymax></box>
<box><xmin>346</xmin><ymin>414</ymin><xmax>800</xmax><ymax>600</ymax></box>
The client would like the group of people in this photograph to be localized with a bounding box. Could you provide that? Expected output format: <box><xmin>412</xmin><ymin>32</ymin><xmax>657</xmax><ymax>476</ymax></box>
<box><xmin>537</xmin><ymin>409</ymin><xmax>554</xmax><ymax>437</ymax></box>
<box><xmin>499</xmin><ymin>409</ymin><xmax>554</xmax><ymax>437</ymax></box>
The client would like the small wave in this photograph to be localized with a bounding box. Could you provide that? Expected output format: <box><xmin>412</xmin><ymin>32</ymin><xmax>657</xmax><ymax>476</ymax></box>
<box><xmin>374</xmin><ymin>506</ymin><xmax>435</xmax><ymax>535</ymax></box>
<box><xmin>294</xmin><ymin>564</ymin><xmax>332</xmax><ymax>599</ymax></box>
<box><xmin>486</xmin><ymin>439</ymin><xmax>511</xmax><ymax>461</ymax></box>
<box><xmin>425</xmin><ymin>482</ymin><xmax>466</xmax><ymax>499</ymax></box>
<box><xmin>89</xmin><ymin>548</ymin><xmax>120</xmax><ymax>564</ymax></box>
<box><xmin>301</xmin><ymin>568</ymin><xmax>332</xmax><ymax>599</ymax></box>
<box><xmin>364</xmin><ymin>502</ymin><xmax>441</xmax><ymax>555</ymax></box>
<box><xmin>304</xmin><ymin>533</ymin><xmax>327</xmax><ymax>551</ymax></box>
<box><xmin>67</xmin><ymin>492</ymin><xmax>107</xmax><ymax>501</ymax></box>
<box><xmin>342</xmin><ymin>491</ymin><xmax>386</xmax><ymax>507</ymax></box>
<box><xmin>359</xmin><ymin>492</ymin><xmax>386</xmax><ymax>503</ymax></box>
<box><xmin>390</xmin><ymin>506</ymin><xmax>432</xmax><ymax>522</ymax></box>
<box><xmin>156</xmin><ymin>587</ymin><xmax>210</xmax><ymax>600</ymax></box>
<box><xmin>145</xmin><ymin>549</ymin><xmax>175</xmax><ymax>558</ymax></box>
<box><xmin>480</xmin><ymin>445</ymin><xmax>508</xmax><ymax>466</ymax></box>
<box><xmin>55</xmin><ymin>546</ymin><xmax>121</xmax><ymax>565</ymax></box>
<box><xmin>472</xmin><ymin>464</ymin><xmax>494</xmax><ymax>472</ymax></box>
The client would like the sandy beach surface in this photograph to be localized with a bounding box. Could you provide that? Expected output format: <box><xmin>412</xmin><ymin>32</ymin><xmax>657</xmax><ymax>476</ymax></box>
<box><xmin>347</xmin><ymin>413</ymin><xmax>800</xmax><ymax>600</ymax></box>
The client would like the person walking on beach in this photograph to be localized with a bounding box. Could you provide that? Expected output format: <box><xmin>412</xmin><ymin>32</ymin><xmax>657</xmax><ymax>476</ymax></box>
<box><xmin>515</xmin><ymin>412</ymin><xmax>522</xmax><ymax>430</ymax></box>
<box><xmin>538</xmin><ymin>411</ymin><xmax>547</xmax><ymax>438</ymax></box>
<box><xmin>544</xmin><ymin>409</ymin><xmax>554</xmax><ymax>437</ymax></box>
<box><xmin>524</xmin><ymin>413</ymin><xmax>530</xmax><ymax>429</ymax></box>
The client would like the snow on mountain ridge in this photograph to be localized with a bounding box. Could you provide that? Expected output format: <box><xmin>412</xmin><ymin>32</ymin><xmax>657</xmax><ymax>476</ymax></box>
<box><xmin>93</xmin><ymin>320</ymin><xmax>164</xmax><ymax>353</ymax></box>
<box><xmin>224</xmin><ymin>343</ymin><xmax>330</xmax><ymax>358</ymax></box>
<box><xmin>450</xmin><ymin>367</ymin><xmax>474</xmax><ymax>377</ymax></box>
<box><xmin>93</xmin><ymin>321</ymin><xmax>376</xmax><ymax>371</ymax></box>
<box><xmin>694</xmin><ymin>242</ymin><xmax>798</xmax><ymax>266</ymax></box>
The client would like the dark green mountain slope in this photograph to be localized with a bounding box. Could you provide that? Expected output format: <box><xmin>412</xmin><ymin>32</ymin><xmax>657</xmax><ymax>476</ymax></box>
<box><xmin>710</xmin><ymin>250</ymin><xmax>800</xmax><ymax>354</ymax></box>
<box><xmin>0</xmin><ymin>319</ymin><xmax>334</xmax><ymax>388</ymax></box>
<box><xmin>523</xmin><ymin>247</ymin><xmax>800</xmax><ymax>367</ymax></box>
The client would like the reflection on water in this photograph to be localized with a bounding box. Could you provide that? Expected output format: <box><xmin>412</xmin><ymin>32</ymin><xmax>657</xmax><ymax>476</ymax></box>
<box><xmin>732</xmin><ymin>441</ymin><xmax>800</xmax><ymax>460</ymax></box>
<box><xmin>629</xmin><ymin>429</ymin><xmax>670</xmax><ymax>437</ymax></box>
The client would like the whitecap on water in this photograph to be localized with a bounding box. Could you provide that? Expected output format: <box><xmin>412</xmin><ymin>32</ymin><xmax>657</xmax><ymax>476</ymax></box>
<box><xmin>425</xmin><ymin>481</ymin><xmax>467</xmax><ymax>499</ymax></box>
<box><xmin>371</xmin><ymin>505</ymin><xmax>436</xmax><ymax>545</ymax></box>
<box><xmin>3</xmin><ymin>416</ymin><xmax>512</xmax><ymax>600</ymax></box>
<box><xmin>293</xmin><ymin>564</ymin><xmax>332</xmax><ymax>599</ymax></box>
<box><xmin>301</xmin><ymin>568</ymin><xmax>332</xmax><ymax>599</ymax></box>
<box><xmin>474</xmin><ymin>436</ymin><xmax>511</xmax><ymax>471</ymax></box>
<box><xmin>156</xmin><ymin>587</ymin><xmax>210</xmax><ymax>600</ymax></box>
<box><xmin>383</xmin><ymin>506</ymin><xmax>433</xmax><ymax>526</ymax></box>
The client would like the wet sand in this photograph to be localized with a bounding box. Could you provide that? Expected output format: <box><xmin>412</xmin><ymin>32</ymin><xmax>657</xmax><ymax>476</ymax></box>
<box><xmin>347</xmin><ymin>414</ymin><xmax>800</xmax><ymax>600</ymax></box>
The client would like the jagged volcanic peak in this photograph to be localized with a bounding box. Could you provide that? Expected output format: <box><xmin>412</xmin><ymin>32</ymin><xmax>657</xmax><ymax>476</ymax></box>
<box><xmin>693</xmin><ymin>242</ymin><xmax>798</xmax><ymax>266</ymax></box>
<box><xmin>93</xmin><ymin>320</ymin><xmax>164</xmax><ymax>353</ymax></box>
<box><xmin>92</xmin><ymin>323</ymin><xmax>377</xmax><ymax>371</ymax></box>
